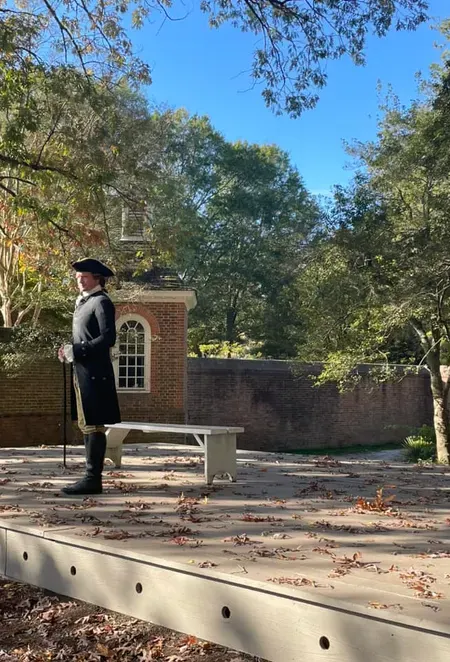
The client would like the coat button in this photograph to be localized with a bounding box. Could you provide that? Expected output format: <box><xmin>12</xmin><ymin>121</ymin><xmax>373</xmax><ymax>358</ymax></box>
<box><xmin>91</xmin><ymin>376</ymin><xmax>96</xmax><ymax>380</ymax></box>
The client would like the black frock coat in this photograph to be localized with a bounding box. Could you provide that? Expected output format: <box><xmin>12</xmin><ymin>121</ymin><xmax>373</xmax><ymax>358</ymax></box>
<box><xmin>70</xmin><ymin>290</ymin><xmax>121</xmax><ymax>426</ymax></box>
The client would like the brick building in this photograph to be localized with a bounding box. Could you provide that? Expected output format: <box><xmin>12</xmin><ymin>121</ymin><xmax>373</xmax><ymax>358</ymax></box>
<box><xmin>112</xmin><ymin>275</ymin><xmax>196</xmax><ymax>441</ymax></box>
<box><xmin>0</xmin><ymin>272</ymin><xmax>196</xmax><ymax>447</ymax></box>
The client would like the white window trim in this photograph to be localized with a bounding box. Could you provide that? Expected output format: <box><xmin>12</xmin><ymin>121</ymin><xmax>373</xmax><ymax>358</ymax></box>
<box><xmin>113</xmin><ymin>313</ymin><xmax>151</xmax><ymax>393</ymax></box>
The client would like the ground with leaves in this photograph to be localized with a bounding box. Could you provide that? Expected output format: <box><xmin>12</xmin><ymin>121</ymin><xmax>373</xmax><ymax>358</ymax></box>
<box><xmin>0</xmin><ymin>576</ymin><xmax>263</xmax><ymax>661</ymax></box>
<box><xmin>1</xmin><ymin>443</ymin><xmax>450</xmax><ymax>657</ymax></box>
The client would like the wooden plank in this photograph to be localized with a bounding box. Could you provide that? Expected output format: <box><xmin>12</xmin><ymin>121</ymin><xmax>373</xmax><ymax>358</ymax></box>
<box><xmin>106</xmin><ymin>422</ymin><xmax>244</xmax><ymax>435</ymax></box>
<box><xmin>4</xmin><ymin>526</ymin><xmax>450</xmax><ymax>662</ymax></box>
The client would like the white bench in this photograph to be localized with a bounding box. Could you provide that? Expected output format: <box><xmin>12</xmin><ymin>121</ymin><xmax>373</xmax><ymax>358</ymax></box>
<box><xmin>105</xmin><ymin>422</ymin><xmax>244</xmax><ymax>485</ymax></box>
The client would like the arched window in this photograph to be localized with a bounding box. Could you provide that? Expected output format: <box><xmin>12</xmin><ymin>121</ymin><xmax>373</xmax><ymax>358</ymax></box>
<box><xmin>114</xmin><ymin>315</ymin><xmax>151</xmax><ymax>391</ymax></box>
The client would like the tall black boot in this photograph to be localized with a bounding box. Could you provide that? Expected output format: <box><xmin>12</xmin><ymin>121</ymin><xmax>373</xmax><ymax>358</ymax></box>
<box><xmin>61</xmin><ymin>432</ymin><xmax>106</xmax><ymax>496</ymax></box>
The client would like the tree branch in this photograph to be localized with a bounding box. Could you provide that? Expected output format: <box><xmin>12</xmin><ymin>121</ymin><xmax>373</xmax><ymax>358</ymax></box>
<box><xmin>41</xmin><ymin>0</ymin><xmax>89</xmax><ymax>76</ymax></box>
<box><xmin>35</xmin><ymin>106</ymin><xmax>65</xmax><ymax>167</ymax></box>
<box><xmin>0</xmin><ymin>175</ymin><xmax>36</xmax><ymax>187</ymax></box>
<box><xmin>410</xmin><ymin>318</ymin><xmax>431</xmax><ymax>352</ymax></box>
<box><xmin>0</xmin><ymin>182</ymin><xmax>17</xmax><ymax>196</ymax></box>
<box><xmin>0</xmin><ymin>153</ymin><xmax>76</xmax><ymax>179</ymax></box>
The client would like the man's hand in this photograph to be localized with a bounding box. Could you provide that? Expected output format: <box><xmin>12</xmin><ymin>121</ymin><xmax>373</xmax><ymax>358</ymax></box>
<box><xmin>59</xmin><ymin>344</ymin><xmax>74</xmax><ymax>363</ymax></box>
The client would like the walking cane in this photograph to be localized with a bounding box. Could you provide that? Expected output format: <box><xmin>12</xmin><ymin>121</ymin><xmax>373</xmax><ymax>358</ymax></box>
<box><xmin>62</xmin><ymin>360</ymin><xmax>67</xmax><ymax>468</ymax></box>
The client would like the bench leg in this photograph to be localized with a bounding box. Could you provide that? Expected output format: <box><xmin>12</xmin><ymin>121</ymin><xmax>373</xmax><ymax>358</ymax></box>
<box><xmin>204</xmin><ymin>433</ymin><xmax>237</xmax><ymax>485</ymax></box>
<box><xmin>105</xmin><ymin>428</ymin><xmax>129</xmax><ymax>468</ymax></box>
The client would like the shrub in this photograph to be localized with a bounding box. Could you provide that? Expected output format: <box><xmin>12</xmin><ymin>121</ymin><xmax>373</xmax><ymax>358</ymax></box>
<box><xmin>0</xmin><ymin>324</ymin><xmax>67</xmax><ymax>376</ymax></box>
<box><xmin>403</xmin><ymin>425</ymin><xmax>436</xmax><ymax>463</ymax></box>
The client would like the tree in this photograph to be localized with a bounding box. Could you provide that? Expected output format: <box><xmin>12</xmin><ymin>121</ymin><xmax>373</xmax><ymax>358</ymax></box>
<box><xmin>0</xmin><ymin>74</ymin><xmax>167</xmax><ymax>327</ymax></box>
<box><xmin>201</xmin><ymin>0</ymin><xmax>429</xmax><ymax>116</ymax></box>
<box><xmin>0</xmin><ymin>0</ymin><xmax>162</xmax><ymax>274</ymax></box>
<box><xmin>198</xmin><ymin>140</ymin><xmax>318</xmax><ymax>355</ymax></box>
<box><xmin>1</xmin><ymin>1</ymin><xmax>429</xmax><ymax>120</ymax></box>
<box><xmin>148</xmin><ymin>122</ymin><xmax>319</xmax><ymax>354</ymax></box>
<box><xmin>0</xmin><ymin>0</ymin><xmax>433</xmax><ymax>325</ymax></box>
<box><xmin>296</xmin><ymin>85</ymin><xmax>450</xmax><ymax>463</ymax></box>
<box><xmin>0</xmin><ymin>66</ymin><xmax>105</xmax><ymax>326</ymax></box>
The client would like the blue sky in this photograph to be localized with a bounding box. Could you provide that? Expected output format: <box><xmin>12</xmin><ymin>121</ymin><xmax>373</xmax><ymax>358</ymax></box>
<box><xmin>131</xmin><ymin>0</ymin><xmax>448</xmax><ymax>195</ymax></box>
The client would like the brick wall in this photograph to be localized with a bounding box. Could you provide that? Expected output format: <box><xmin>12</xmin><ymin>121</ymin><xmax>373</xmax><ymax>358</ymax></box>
<box><xmin>0</xmin><ymin>351</ymin><xmax>435</xmax><ymax>451</ymax></box>
<box><xmin>0</xmin><ymin>359</ymin><xmax>72</xmax><ymax>447</ymax></box>
<box><xmin>0</xmin><ymin>300</ymin><xmax>188</xmax><ymax>447</ymax></box>
<box><xmin>187</xmin><ymin>359</ymin><xmax>434</xmax><ymax>451</ymax></box>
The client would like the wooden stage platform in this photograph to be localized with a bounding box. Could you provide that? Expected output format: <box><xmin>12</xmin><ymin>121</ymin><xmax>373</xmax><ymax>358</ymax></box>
<box><xmin>1</xmin><ymin>443</ymin><xmax>449</xmax><ymax>661</ymax></box>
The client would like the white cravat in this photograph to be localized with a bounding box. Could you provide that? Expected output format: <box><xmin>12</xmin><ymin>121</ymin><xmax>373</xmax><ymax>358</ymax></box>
<box><xmin>75</xmin><ymin>284</ymin><xmax>103</xmax><ymax>309</ymax></box>
<box><xmin>64</xmin><ymin>285</ymin><xmax>103</xmax><ymax>362</ymax></box>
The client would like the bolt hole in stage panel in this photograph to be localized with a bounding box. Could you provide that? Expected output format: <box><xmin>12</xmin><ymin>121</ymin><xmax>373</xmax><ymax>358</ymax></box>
<box><xmin>3</xmin><ymin>528</ymin><xmax>450</xmax><ymax>662</ymax></box>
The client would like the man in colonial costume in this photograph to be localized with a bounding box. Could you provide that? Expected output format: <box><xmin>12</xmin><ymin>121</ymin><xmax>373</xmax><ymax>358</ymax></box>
<box><xmin>58</xmin><ymin>258</ymin><xmax>121</xmax><ymax>495</ymax></box>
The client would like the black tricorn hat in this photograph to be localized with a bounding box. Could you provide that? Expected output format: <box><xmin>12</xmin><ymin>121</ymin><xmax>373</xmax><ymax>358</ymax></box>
<box><xmin>71</xmin><ymin>258</ymin><xmax>114</xmax><ymax>278</ymax></box>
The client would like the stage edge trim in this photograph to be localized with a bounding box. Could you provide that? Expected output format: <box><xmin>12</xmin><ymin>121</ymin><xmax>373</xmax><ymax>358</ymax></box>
<box><xmin>1</xmin><ymin>523</ymin><xmax>449</xmax><ymax>662</ymax></box>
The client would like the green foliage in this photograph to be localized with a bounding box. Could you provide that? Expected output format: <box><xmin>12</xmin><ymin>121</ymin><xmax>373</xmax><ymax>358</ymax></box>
<box><xmin>201</xmin><ymin>0</ymin><xmax>428</xmax><ymax>116</ymax></box>
<box><xmin>0</xmin><ymin>1</ymin><xmax>429</xmax><ymax>124</ymax></box>
<box><xmin>0</xmin><ymin>1</ymin><xmax>150</xmax><ymax>86</ymax></box>
<box><xmin>0</xmin><ymin>75</ymin><xmax>171</xmax><ymax>326</ymax></box>
<box><xmin>311</xmin><ymin>359</ymin><xmax>421</xmax><ymax>393</ymax></box>
<box><xmin>188</xmin><ymin>338</ymin><xmax>263</xmax><ymax>359</ymax></box>
<box><xmin>295</xmin><ymin>37</ymin><xmax>450</xmax><ymax>462</ymax></box>
<box><xmin>162</xmin><ymin>132</ymin><xmax>320</xmax><ymax>356</ymax></box>
<box><xmin>131</xmin><ymin>110</ymin><xmax>321</xmax><ymax>356</ymax></box>
<box><xmin>0</xmin><ymin>323</ymin><xmax>68</xmax><ymax>375</ymax></box>
<box><xmin>0</xmin><ymin>0</ymin><xmax>433</xmax><ymax>332</ymax></box>
<box><xmin>403</xmin><ymin>426</ymin><xmax>436</xmax><ymax>463</ymax></box>
<box><xmin>0</xmin><ymin>87</ymin><xmax>320</xmax><ymax>343</ymax></box>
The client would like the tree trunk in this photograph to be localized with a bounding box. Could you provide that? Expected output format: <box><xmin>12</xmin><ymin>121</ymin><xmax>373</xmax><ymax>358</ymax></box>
<box><xmin>226</xmin><ymin>308</ymin><xmax>237</xmax><ymax>346</ymax></box>
<box><xmin>427</xmin><ymin>359</ymin><xmax>450</xmax><ymax>464</ymax></box>
<box><xmin>0</xmin><ymin>296</ymin><xmax>13</xmax><ymax>327</ymax></box>
<box><xmin>410</xmin><ymin>320</ymin><xmax>450</xmax><ymax>464</ymax></box>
